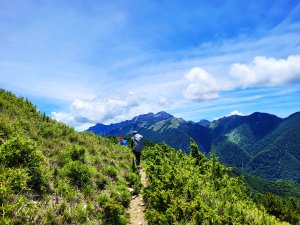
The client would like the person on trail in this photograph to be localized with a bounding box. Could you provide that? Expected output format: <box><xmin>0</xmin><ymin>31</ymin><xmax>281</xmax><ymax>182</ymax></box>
<box><xmin>130</xmin><ymin>131</ymin><xmax>143</xmax><ymax>166</ymax></box>
<box><xmin>118</xmin><ymin>136</ymin><xmax>127</xmax><ymax>146</ymax></box>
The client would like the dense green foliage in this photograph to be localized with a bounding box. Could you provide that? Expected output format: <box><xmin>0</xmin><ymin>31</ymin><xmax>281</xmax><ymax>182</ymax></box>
<box><xmin>231</xmin><ymin>168</ymin><xmax>300</xmax><ymax>198</ymax></box>
<box><xmin>142</xmin><ymin>140</ymin><xmax>290</xmax><ymax>224</ymax></box>
<box><xmin>0</xmin><ymin>89</ymin><xmax>141</xmax><ymax>224</ymax></box>
<box><xmin>230</xmin><ymin>168</ymin><xmax>300</xmax><ymax>224</ymax></box>
<box><xmin>246</xmin><ymin>112</ymin><xmax>300</xmax><ymax>183</ymax></box>
<box><xmin>253</xmin><ymin>193</ymin><xmax>300</xmax><ymax>224</ymax></box>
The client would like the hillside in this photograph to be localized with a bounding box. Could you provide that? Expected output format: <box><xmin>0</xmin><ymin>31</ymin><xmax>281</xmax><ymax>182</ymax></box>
<box><xmin>246</xmin><ymin>112</ymin><xmax>300</xmax><ymax>182</ymax></box>
<box><xmin>88</xmin><ymin>111</ymin><xmax>300</xmax><ymax>183</ymax></box>
<box><xmin>142</xmin><ymin>141</ymin><xmax>298</xmax><ymax>224</ymax></box>
<box><xmin>213</xmin><ymin>112</ymin><xmax>300</xmax><ymax>183</ymax></box>
<box><xmin>0</xmin><ymin>89</ymin><xmax>141</xmax><ymax>224</ymax></box>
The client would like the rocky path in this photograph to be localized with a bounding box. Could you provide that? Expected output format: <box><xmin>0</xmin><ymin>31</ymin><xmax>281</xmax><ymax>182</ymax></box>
<box><xmin>129</xmin><ymin>168</ymin><xmax>148</xmax><ymax>225</ymax></box>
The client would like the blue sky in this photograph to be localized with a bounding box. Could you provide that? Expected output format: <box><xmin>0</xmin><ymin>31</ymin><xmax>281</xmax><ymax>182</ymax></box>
<box><xmin>1</xmin><ymin>0</ymin><xmax>300</xmax><ymax>130</ymax></box>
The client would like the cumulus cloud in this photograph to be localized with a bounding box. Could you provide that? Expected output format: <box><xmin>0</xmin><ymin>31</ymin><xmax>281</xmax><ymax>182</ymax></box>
<box><xmin>51</xmin><ymin>112</ymin><xmax>75</xmax><ymax>124</ymax></box>
<box><xmin>183</xmin><ymin>67</ymin><xmax>220</xmax><ymax>100</ymax></box>
<box><xmin>51</xmin><ymin>92</ymin><xmax>173</xmax><ymax>131</ymax></box>
<box><xmin>70</xmin><ymin>92</ymin><xmax>144</xmax><ymax>122</ymax></box>
<box><xmin>230</xmin><ymin>55</ymin><xmax>300</xmax><ymax>87</ymax></box>
<box><xmin>183</xmin><ymin>55</ymin><xmax>300</xmax><ymax>100</ymax></box>
<box><xmin>51</xmin><ymin>92</ymin><xmax>147</xmax><ymax>130</ymax></box>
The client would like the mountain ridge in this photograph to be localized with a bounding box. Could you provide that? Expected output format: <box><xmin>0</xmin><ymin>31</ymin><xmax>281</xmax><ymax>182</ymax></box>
<box><xmin>88</xmin><ymin>110</ymin><xmax>300</xmax><ymax>183</ymax></box>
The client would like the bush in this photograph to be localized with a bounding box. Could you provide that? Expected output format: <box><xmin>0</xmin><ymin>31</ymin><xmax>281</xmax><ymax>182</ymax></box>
<box><xmin>102</xmin><ymin>201</ymin><xmax>128</xmax><ymax>225</ymax></box>
<box><xmin>72</xmin><ymin>203</ymin><xmax>88</xmax><ymax>223</ymax></box>
<box><xmin>0</xmin><ymin>136</ymin><xmax>47</xmax><ymax>192</ymax></box>
<box><xmin>6</xmin><ymin>168</ymin><xmax>30</xmax><ymax>192</ymax></box>
<box><xmin>97</xmin><ymin>193</ymin><xmax>109</xmax><ymax>207</ymax></box>
<box><xmin>61</xmin><ymin>161</ymin><xmax>95</xmax><ymax>188</ymax></box>
<box><xmin>109</xmin><ymin>184</ymin><xmax>131</xmax><ymax>207</ymax></box>
<box><xmin>0</xmin><ymin>136</ymin><xmax>42</xmax><ymax>168</ymax></box>
<box><xmin>70</xmin><ymin>146</ymin><xmax>86</xmax><ymax>162</ymax></box>
<box><xmin>94</xmin><ymin>172</ymin><xmax>108</xmax><ymax>190</ymax></box>
<box><xmin>126</xmin><ymin>171</ymin><xmax>142</xmax><ymax>193</ymax></box>
<box><xmin>57</xmin><ymin>145</ymin><xmax>87</xmax><ymax>166</ymax></box>
<box><xmin>104</xmin><ymin>165</ymin><xmax>118</xmax><ymax>180</ymax></box>
<box><xmin>0</xmin><ymin>116</ymin><xmax>13</xmax><ymax>139</ymax></box>
<box><xmin>55</xmin><ymin>179</ymin><xmax>77</xmax><ymax>201</ymax></box>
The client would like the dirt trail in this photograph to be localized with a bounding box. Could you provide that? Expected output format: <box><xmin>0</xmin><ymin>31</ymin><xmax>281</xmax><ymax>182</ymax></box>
<box><xmin>129</xmin><ymin>168</ymin><xmax>148</xmax><ymax>225</ymax></box>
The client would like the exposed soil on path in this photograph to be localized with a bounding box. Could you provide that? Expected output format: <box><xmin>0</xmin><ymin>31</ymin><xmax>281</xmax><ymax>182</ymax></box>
<box><xmin>129</xmin><ymin>168</ymin><xmax>148</xmax><ymax>225</ymax></box>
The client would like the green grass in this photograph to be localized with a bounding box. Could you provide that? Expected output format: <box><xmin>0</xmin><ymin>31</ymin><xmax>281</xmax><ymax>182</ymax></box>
<box><xmin>0</xmin><ymin>89</ymin><xmax>141</xmax><ymax>224</ymax></box>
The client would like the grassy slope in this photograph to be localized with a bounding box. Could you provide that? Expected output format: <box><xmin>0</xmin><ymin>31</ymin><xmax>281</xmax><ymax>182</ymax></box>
<box><xmin>0</xmin><ymin>89</ymin><xmax>141</xmax><ymax>224</ymax></box>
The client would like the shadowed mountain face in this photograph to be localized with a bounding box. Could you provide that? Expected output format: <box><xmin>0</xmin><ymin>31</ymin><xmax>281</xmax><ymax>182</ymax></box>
<box><xmin>88</xmin><ymin>111</ymin><xmax>300</xmax><ymax>183</ymax></box>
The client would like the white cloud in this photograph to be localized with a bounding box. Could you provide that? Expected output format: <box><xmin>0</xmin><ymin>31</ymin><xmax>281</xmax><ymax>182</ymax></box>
<box><xmin>230</xmin><ymin>55</ymin><xmax>300</xmax><ymax>87</ymax></box>
<box><xmin>51</xmin><ymin>112</ymin><xmax>75</xmax><ymax>124</ymax></box>
<box><xmin>213</xmin><ymin>110</ymin><xmax>244</xmax><ymax>120</ymax></box>
<box><xmin>226</xmin><ymin>110</ymin><xmax>243</xmax><ymax>117</ymax></box>
<box><xmin>70</xmin><ymin>92</ymin><xmax>144</xmax><ymax>122</ymax></box>
<box><xmin>51</xmin><ymin>92</ymin><xmax>166</xmax><ymax>131</ymax></box>
<box><xmin>53</xmin><ymin>92</ymin><xmax>144</xmax><ymax>122</ymax></box>
<box><xmin>183</xmin><ymin>55</ymin><xmax>300</xmax><ymax>100</ymax></box>
<box><xmin>159</xmin><ymin>96</ymin><xmax>172</xmax><ymax>107</ymax></box>
<box><xmin>183</xmin><ymin>67</ymin><xmax>220</xmax><ymax>100</ymax></box>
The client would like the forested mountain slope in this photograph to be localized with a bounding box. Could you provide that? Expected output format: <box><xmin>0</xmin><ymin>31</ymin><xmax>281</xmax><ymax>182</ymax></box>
<box><xmin>88</xmin><ymin>110</ymin><xmax>300</xmax><ymax>183</ymax></box>
<box><xmin>246</xmin><ymin>112</ymin><xmax>300</xmax><ymax>182</ymax></box>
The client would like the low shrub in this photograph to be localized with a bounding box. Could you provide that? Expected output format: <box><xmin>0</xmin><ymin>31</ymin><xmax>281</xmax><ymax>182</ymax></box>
<box><xmin>109</xmin><ymin>184</ymin><xmax>131</xmax><ymax>207</ymax></box>
<box><xmin>0</xmin><ymin>136</ymin><xmax>47</xmax><ymax>192</ymax></box>
<box><xmin>126</xmin><ymin>171</ymin><xmax>142</xmax><ymax>193</ymax></box>
<box><xmin>102</xmin><ymin>200</ymin><xmax>128</xmax><ymax>225</ymax></box>
<box><xmin>104</xmin><ymin>165</ymin><xmax>118</xmax><ymax>180</ymax></box>
<box><xmin>6</xmin><ymin>168</ymin><xmax>30</xmax><ymax>192</ymax></box>
<box><xmin>60</xmin><ymin>161</ymin><xmax>95</xmax><ymax>188</ymax></box>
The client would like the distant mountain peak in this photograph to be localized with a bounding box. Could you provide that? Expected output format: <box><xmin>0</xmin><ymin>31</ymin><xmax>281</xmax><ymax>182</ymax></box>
<box><xmin>198</xmin><ymin>119</ymin><xmax>210</xmax><ymax>126</ymax></box>
<box><xmin>132</xmin><ymin>111</ymin><xmax>173</xmax><ymax>122</ymax></box>
<box><xmin>155</xmin><ymin>111</ymin><xmax>174</xmax><ymax>119</ymax></box>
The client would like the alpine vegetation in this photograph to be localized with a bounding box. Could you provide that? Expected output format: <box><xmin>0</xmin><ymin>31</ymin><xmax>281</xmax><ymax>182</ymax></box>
<box><xmin>142</xmin><ymin>140</ymin><xmax>293</xmax><ymax>224</ymax></box>
<box><xmin>0</xmin><ymin>89</ymin><xmax>141</xmax><ymax>224</ymax></box>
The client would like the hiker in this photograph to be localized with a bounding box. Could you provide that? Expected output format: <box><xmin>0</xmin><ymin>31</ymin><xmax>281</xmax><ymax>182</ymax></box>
<box><xmin>130</xmin><ymin>131</ymin><xmax>143</xmax><ymax>166</ymax></box>
<box><xmin>118</xmin><ymin>137</ymin><xmax>127</xmax><ymax>146</ymax></box>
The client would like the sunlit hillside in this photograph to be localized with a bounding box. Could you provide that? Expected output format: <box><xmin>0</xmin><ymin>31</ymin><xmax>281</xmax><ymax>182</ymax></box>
<box><xmin>0</xmin><ymin>89</ymin><xmax>141</xmax><ymax>224</ymax></box>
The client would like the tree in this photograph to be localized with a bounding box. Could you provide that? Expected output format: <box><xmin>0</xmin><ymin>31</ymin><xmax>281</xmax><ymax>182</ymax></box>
<box><xmin>189</xmin><ymin>138</ymin><xmax>204</xmax><ymax>165</ymax></box>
